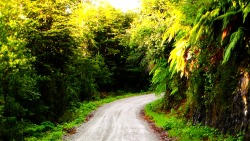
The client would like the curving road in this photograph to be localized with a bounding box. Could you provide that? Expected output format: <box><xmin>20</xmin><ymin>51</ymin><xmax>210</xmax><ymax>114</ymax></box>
<box><xmin>67</xmin><ymin>94</ymin><xmax>160</xmax><ymax>141</ymax></box>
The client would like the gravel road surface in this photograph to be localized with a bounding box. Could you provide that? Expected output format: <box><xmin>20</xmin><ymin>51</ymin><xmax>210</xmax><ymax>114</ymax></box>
<box><xmin>66</xmin><ymin>94</ymin><xmax>160</xmax><ymax>141</ymax></box>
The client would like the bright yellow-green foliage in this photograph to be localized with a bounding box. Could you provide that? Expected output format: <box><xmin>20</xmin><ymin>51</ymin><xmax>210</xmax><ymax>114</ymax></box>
<box><xmin>0</xmin><ymin>0</ymin><xmax>33</xmax><ymax>70</ymax></box>
<box><xmin>167</xmin><ymin>0</ymin><xmax>250</xmax><ymax>75</ymax></box>
<box><xmin>168</xmin><ymin>38</ymin><xmax>188</xmax><ymax>77</ymax></box>
<box><xmin>70</xmin><ymin>3</ymin><xmax>120</xmax><ymax>50</ymax></box>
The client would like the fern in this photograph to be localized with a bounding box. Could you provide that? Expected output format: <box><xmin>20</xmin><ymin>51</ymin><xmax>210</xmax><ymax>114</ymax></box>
<box><xmin>215</xmin><ymin>10</ymin><xmax>241</xmax><ymax>29</ymax></box>
<box><xmin>222</xmin><ymin>27</ymin><xmax>244</xmax><ymax>64</ymax></box>
<box><xmin>150</xmin><ymin>59</ymin><xmax>170</xmax><ymax>94</ymax></box>
<box><xmin>170</xmin><ymin>87</ymin><xmax>178</xmax><ymax>96</ymax></box>
<box><xmin>189</xmin><ymin>12</ymin><xmax>209</xmax><ymax>44</ymax></box>
<box><xmin>195</xmin><ymin>25</ymin><xmax>205</xmax><ymax>44</ymax></box>
<box><xmin>243</xmin><ymin>3</ymin><xmax>250</xmax><ymax>22</ymax></box>
<box><xmin>194</xmin><ymin>7</ymin><xmax>206</xmax><ymax>25</ymax></box>
<box><xmin>161</xmin><ymin>23</ymin><xmax>180</xmax><ymax>46</ymax></box>
<box><xmin>189</xmin><ymin>8</ymin><xmax>220</xmax><ymax>45</ymax></box>
<box><xmin>168</xmin><ymin>38</ymin><xmax>188</xmax><ymax>77</ymax></box>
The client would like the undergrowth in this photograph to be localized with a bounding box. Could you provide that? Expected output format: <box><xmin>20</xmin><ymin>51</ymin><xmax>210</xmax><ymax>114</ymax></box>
<box><xmin>23</xmin><ymin>92</ymin><xmax>147</xmax><ymax>140</ymax></box>
<box><xmin>144</xmin><ymin>98</ymin><xmax>244</xmax><ymax>141</ymax></box>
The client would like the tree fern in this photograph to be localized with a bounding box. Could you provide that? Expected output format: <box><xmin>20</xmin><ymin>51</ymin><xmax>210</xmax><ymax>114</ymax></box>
<box><xmin>222</xmin><ymin>27</ymin><xmax>244</xmax><ymax>64</ymax></box>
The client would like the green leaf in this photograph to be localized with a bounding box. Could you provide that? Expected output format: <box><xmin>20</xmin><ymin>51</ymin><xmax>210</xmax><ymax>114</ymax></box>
<box><xmin>222</xmin><ymin>27</ymin><xmax>244</xmax><ymax>64</ymax></box>
<box><xmin>243</xmin><ymin>3</ymin><xmax>250</xmax><ymax>23</ymax></box>
<box><xmin>170</xmin><ymin>87</ymin><xmax>178</xmax><ymax>96</ymax></box>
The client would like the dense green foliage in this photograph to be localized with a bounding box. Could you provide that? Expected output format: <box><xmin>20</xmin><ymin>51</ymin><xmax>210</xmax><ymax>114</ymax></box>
<box><xmin>129</xmin><ymin>0</ymin><xmax>250</xmax><ymax>140</ymax></box>
<box><xmin>0</xmin><ymin>0</ymin><xmax>150</xmax><ymax>140</ymax></box>
<box><xmin>1</xmin><ymin>0</ymin><xmax>250</xmax><ymax>140</ymax></box>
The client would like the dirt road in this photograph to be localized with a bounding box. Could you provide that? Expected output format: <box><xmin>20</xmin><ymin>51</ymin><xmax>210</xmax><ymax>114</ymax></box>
<box><xmin>67</xmin><ymin>94</ymin><xmax>160</xmax><ymax>141</ymax></box>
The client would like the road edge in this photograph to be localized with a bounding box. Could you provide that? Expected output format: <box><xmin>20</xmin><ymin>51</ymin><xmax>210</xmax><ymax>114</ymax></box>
<box><xmin>140</xmin><ymin>109</ymin><xmax>172</xmax><ymax>141</ymax></box>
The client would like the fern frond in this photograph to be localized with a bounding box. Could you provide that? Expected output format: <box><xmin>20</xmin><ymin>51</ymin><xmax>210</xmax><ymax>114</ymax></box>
<box><xmin>195</xmin><ymin>25</ymin><xmax>205</xmax><ymax>43</ymax></box>
<box><xmin>161</xmin><ymin>7</ymin><xmax>188</xmax><ymax>46</ymax></box>
<box><xmin>189</xmin><ymin>12</ymin><xmax>209</xmax><ymax>44</ymax></box>
<box><xmin>243</xmin><ymin>3</ymin><xmax>250</xmax><ymax>22</ymax></box>
<box><xmin>190</xmin><ymin>8</ymin><xmax>219</xmax><ymax>45</ymax></box>
<box><xmin>210</xmin><ymin>7</ymin><xmax>221</xmax><ymax>18</ymax></box>
<box><xmin>150</xmin><ymin>59</ymin><xmax>170</xmax><ymax>94</ymax></box>
<box><xmin>168</xmin><ymin>38</ymin><xmax>188</xmax><ymax>77</ymax></box>
<box><xmin>170</xmin><ymin>87</ymin><xmax>178</xmax><ymax>96</ymax></box>
<box><xmin>222</xmin><ymin>27</ymin><xmax>244</xmax><ymax>64</ymax></box>
<box><xmin>215</xmin><ymin>10</ymin><xmax>240</xmax><ymax>29</ymax></box>
<box><xmin>194</xmin><ymin>7</ymin><xmax>206</xmax><ymax>24</ymax></box>
<box><xmin>161</xmin><ymin>21</ymin><xmax>182</xmax><ymax>46</ymax></box>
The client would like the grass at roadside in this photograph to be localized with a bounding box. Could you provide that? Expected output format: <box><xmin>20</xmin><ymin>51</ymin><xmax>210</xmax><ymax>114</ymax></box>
<box><xmin>144</xmin><ymin>98</ymin><xmax>243</xmax><ymax>141</ymax></box>
<box><xmin>24</xmin><ymin>92</ymin><xmax>148</xmax><ymax>141</ymax></box>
